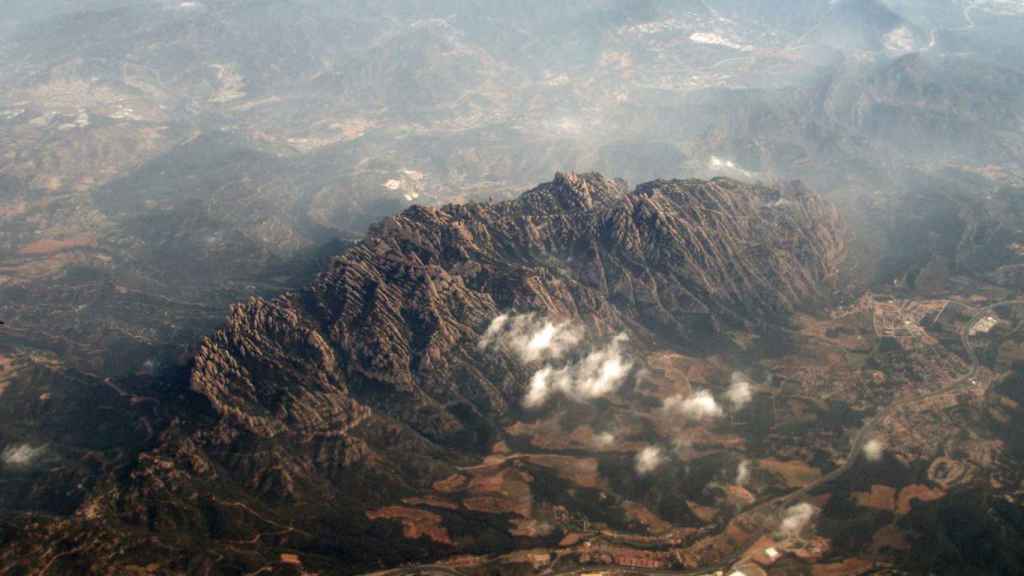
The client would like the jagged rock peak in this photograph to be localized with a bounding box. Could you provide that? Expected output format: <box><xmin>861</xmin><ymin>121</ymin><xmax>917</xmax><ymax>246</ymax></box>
<box><xmin>189</xmin><ymin>173</ymin><xmax>845</xmax><ymax>442</ymax></box>
<box><xmin>543</xmin><ymin>171</ymin><xmax>625</xmax><ymax>210</ymax></box>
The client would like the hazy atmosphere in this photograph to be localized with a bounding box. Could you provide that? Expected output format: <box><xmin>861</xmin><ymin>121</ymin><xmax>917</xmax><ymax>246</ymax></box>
<box><xmin>2</xmin><ymin>1</ymin><xmax>1024</xmax><ymax>574</ymax></box>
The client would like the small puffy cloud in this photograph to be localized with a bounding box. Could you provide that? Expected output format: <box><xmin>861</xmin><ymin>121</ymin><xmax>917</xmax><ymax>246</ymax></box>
<box><xmin>593</xmin><ymin>432</ymin><xmax>616</xmax><ymax>448</ymax></box>
<box><xmin>727</xmin><ymin>372</ymin><xmax>753</xmax><ymax>410</ymax></box>
<box><xmin>482</xmin><ymin>314</ymin><xmax>635</xmax><ymax>408</ymax></box>
<box><xmin>779</xmin><ymin>502</ymin><xmax>817</xmax><ymax>537</ymax></box>
<box><xmin>479</xmin><ymin>313</ymin><xmax>510</xmax><ymax>345</ymax></box>
<box><xmin>664</xmin><ymin>390</ymin><xmax>723</xmax><ymax>421</ymax></box>
<box><xmin>1</xmin><ymin>444</ymin><xmax>46</xmax><ymax>467</ymax></box>
<box><xmin>863</xmin><ymin>439</ymin><xmax>885</xmax><ymax>462</ymax></box>
<box><xmin>522</xmin><ymin>333</ymin><xmax>633</xmax><ymax>407</ymax></box>
<box><xmin>635</xmin><ymin>446</ymin><xmax>663</xmax><ymax>475</ymax></box>
<box><xmin>524</xmin><ymin>367</ymin><xmax>556</xmax><ymax>407</ymax></box>
<box><xmin>736</xmin><ymin>459</ymin><xmax>751</xmax><ymax>486</ymax></box>
<box><xmin>708</xmin><ymin>155</ymin><xmax>755</xmax><ymax>180</ymax></box>
<box><xmin>567</xmin><ymin>333</ymin><xmax>632</xmax><ymax>398</ymax></box>
<box><xmin>479</xmin><ymin>314</ymin><xmax>582</xmax><ymax>363</ymax></box>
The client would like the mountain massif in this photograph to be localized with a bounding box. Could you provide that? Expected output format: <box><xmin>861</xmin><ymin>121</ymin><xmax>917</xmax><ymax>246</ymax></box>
<box><xmin>1</xmin><ymin>173</ymin><xmax>844</xmax><ymax>573</ymax></box>
<box><xmin>192</xmin><ymin>173</ymin><xmax>844</xmax><ymax>445</ymax></box>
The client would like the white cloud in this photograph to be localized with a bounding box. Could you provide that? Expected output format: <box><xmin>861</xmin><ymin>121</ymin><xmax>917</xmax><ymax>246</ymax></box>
<box><xmin>482</xmin><ymin>314</ymin><xmax>635</xmax><ymax>408</ymax></box>
<box><xmin>1</xmin><ymin>444</ymin><xmax>46</xmax><ymax>467</ymax></box>
<box><xmin>664</xmin><ymin>390</ymin><xmax>724</xmax><ymax>420</ymax></box>
<box><xmin>594</xmin><ymin>432</ymin><xmax>616</xmax><ymax>448</ymax></box>
<box><xmin>479</xmin><ymin>314</ymin><xmax>582</xmax><ymax>364</ymax></box>
<box><xmin>522</xmin><ymin>334</ymin><xmax>633</xmax><ymax>407</ymax></box>
<box><xmin>524</xmin><ymin>367</ymin><xmax>556</xmax><ymax>407</ymax></box>
<box><xmin>779</xmin><ymin>502</ymin><xmax>817</xmax><ymax>537</ymax></box>
<box><xmin>727</xmin><ymin>372</ymin><xmax>753</xmax><ymax>410</ymax></box>
<box><xmin>567</xmin><ymin>334</ymin><xmax>632</xmax><ymax>398</ymax></box>
<box><xmin>863</xmin><ymin>439</ymin><xmax>885</xmax><ymax>462</ymax></box>
<box><xmin>479</xmin><ymin>313</ymin><xmax>509</xmax><ymax>345</ymax></box>
<box><xmin>708</xmin><ymin>156</ymin><xmax>754</xmax><ymax>180</ymax></box>
<box><xmin>689</xmin><ymin>32</ymin><xmax>753</xmax><ymax>52</ymax></box>
<box><xmin>635</xmin><ymin>446</ymin><xmax>663</xmax><ymax>475</ymax></box>
<box><xmin>522</xmin><ymin>322</ymin><xmax>580</xmax><ymax>363</ymax></box>
<box><xmin>736</xmin><ymin>459</ymin><xmax>751</xmax><ymax>486</ymax></box>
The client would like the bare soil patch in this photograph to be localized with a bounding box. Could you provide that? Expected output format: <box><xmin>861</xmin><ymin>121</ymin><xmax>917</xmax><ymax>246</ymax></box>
<box><xmin>366</xmin><ymin>506</ymin><xmax>452</xmax><ymax>545</ymax></box>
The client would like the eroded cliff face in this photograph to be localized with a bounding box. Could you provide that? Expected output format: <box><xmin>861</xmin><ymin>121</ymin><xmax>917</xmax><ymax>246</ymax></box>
<box><xmin>9</xmin><ymin>173</ymin><xmax>842</xmax><ymax>573</ymax></box>
<box><xmin>191</xmin><ymin>172</ymin><xmax>844</xmax><ymax>444</ymax></box>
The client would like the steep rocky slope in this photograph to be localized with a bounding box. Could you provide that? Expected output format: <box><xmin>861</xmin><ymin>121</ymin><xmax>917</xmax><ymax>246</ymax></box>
<box><xmin>193</xmin><ymin>172</ymin><xmax>844</xmax><ymax>444</ymax></box>
<box><xmin>0</xmin><ymin>173</ymin><xmax>845</xmax><ymax>573</ymax></box>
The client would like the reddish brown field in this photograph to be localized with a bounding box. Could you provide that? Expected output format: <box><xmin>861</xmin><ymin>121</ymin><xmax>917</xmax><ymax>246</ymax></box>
<box><xmin>581</xmin><ymin>545</ymin><xmax>671</xmax><ymax>570</ymax></box>
<box><xmin>793</xmin><ymin>536</ymin><xmax>832</xmax><ymax>561</ymax></box>
<box><xmin>463</xmin><ymin>495</ymin><xmax>526</xmax><ymax>515</ymax></box>
<box><xmin>466</xmin><ymin>469</ymin><xmax>506</xmax><ymax>493</ymax></box>
<box><xmin>558</xmin><ymin>533</ymin><xmax>585</xmax><ymax>547</ymax></box>
<box><xmin>741</xmin><ymin>535</ymin><xmax>781</xmax><ymax>566</ymax></box>
<box><xmin>522</xmin><ymin>455</ymin><xmax>602</xmax><ymax>489</ymax></box>
<box><xmin>366</xmin><ymin>506</ymin><xmax>452</xmax><ymax>545</ymax></box>
<box><xmin>403</xmin><ymin>496</ymin><xmax>460</xmax><ymax>510</ymax></box>
<box><xmin>509</xmin><ymin>517</ymin><xmax>554</xmax><ymax>537</ymax></box>
<box><xmin>687</xmin><ymin>500</ymin><xmax>718</xmax><ymax>523</ymax></box>
<box><xmin>853</xmin><ymin>485</ymin><xmax>897</xmax><ymax>512</ymax></box>
<box><xmin>622</xmin><ymin>502</ymin><xmax>673</xmax><ymax>535</ymax></box>
<box><xmin>440</xmin><ymin>555</ymin><xmax>487</xmax><ymax>568</ymax></box>
<box><xmin>682</xmin><ymin>516</ymin><xmax>757</xmax><ymax>567</ymax></box>
<box><xmin>466</xmin><ymin>466</ymin><xmax>532</xmax><ymax>494</ymax></box>
<box><xmin>725</xmin><ymin>485</ymin><xmax>756</xmax><ymax>507</ymax></box>
<box><xmin>432</xmin><ymin>474</ymin><xmax>468</xmax><ymax>493</ymax></box>
<box><xmin>896</xmin><ymin>484</ymin><xmax>945</xmax><ymax>515</ymax></box>
<box><xmin>506</xmin><ymin>410</ymin><xmax>646</xmax><ymax>454</ymax></box>
<box><xmin>459</xmin><ymin>466</ymin><xmax>533</xmax><ymax>516</ymax></box>
<box><xmin>18</xmin><ymin>235</ymin><xmax>96</xmax><ymax>256</ymax></box>
<box><xmin>759</xmin><ymin>458</ymin><xmax>822</xmax><ymax>489</ymax></box>
<box><xmin>506</xmin><ymin>420</ymin><xmax>589</xmax><ymax>451</ymax></box>
<box><xmin>640</xmin><ymin>352</ymin><xmax>724</xmax><ymax>398</ymax></box>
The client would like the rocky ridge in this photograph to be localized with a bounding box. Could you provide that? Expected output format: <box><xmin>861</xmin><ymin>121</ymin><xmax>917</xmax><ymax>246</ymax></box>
<box><xmin>192</xmin><ymin>172</ymin><xmax>845</xmax><ymax>443</ymax></box>
<box><xmin>0</xmin><ymin>172</ymin><xmax>845</xmax><ymax>573</ymax></box>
